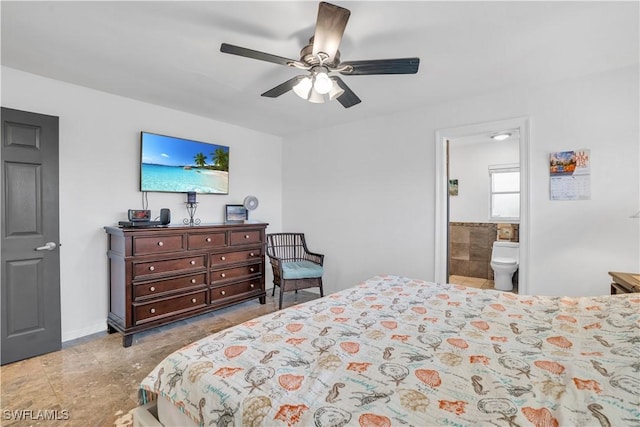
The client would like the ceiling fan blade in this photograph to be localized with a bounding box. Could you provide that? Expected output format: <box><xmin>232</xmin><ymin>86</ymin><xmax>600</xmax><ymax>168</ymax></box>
<box><xmin>312</xmin><ymin>2</ymin><xmax>350</xmax><ymax>64</ymax></box>
<box><xmin>333</xmin><ymin>77</ymin><xmax>361</xmax><ymax>108</ymax></box>
<box><xmin>261</xmin><ymin>76</ymin><xmax>305</xmax><ymax>98</ymax></box>
<box><xmin>220</xmin><ymin>43</ymin><xmax>296</xmax><ymax>66</ymax></box>
<box><xmin>339</xmin><ymin>58</ymin><xmax>420</xmax><ymax>75</ymax></box>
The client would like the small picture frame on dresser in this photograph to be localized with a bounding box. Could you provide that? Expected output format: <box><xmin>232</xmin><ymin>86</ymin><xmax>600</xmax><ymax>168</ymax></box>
<box><xmin>225</xmin><ymin>205</ymin><xmax>247</xmax><ymax>223</ymax></box>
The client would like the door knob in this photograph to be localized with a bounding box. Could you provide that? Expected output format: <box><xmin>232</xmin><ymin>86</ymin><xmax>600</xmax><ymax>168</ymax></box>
<box><xmin>35</xmin><ymin>242</ymin><xmax>57</xmax><ymax>251</ymax></box>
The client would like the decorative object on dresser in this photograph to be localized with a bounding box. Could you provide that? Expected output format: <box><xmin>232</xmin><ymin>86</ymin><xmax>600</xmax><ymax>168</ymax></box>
<box><xmin>104</xmin><ymin>223</ymin><xmax>268</xmax><ymax>347</ymax></box>
<box><xmin>243</xmin><ymin>195</ymin><xmax>259</xmax><ymax>220</ymax></box>
<box><xmin>184</xmin><ymin>192</ymin><xmax>200</xmax><ymax>226</ymax></box>
<box><xmin>266</xmin><ymin>233</ymin><xmax>324</xmax><ymax>309</ymax></box>
<box><xmin>224</xmin><ymin>204</ymin><xmax>247</xmax><ymax>224</ymax></box>
<box><xmin>609</xmin><ymin>271</ymin><xmax>640</xmax><ymax>294</ymax></box>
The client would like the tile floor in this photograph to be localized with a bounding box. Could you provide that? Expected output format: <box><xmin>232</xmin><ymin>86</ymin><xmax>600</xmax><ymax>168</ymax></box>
<box><xmin>448</xmin><ymin>274</ymin><xmax>496</xmax><ymax>289</ymax></box>
<box><xmin>448</xmin><ymin>275</ymin><xmax>518</xmax><ymax>293</ymax></box>
<box><xmin>0</xmin><ymin>290</ymin><xmax>318</xmax><ymax>427</ymax></box>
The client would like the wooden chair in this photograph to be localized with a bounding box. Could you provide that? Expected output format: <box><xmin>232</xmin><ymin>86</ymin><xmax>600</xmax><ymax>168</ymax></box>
<box><xmin>266</xmin><ymin>233</ymin><xmax>324</xmax><ymax>309</ymax></box>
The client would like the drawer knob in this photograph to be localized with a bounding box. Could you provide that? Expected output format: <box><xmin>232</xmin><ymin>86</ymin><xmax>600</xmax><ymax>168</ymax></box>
<box><xmin>206</xmin><ymin>237</ymin><xmax>211</xmax><ymax>242</ymax></box>
<box><xmin>250</xmin><ymin>268</ymin><xmax>255</xmax><ymax>273</ymax></box>
<box><xmin>244</xmin><ymin>235</ymin><xmax>250</xmax><ymax>239</ymax></box>
<box><xmin>221</xmin><ymin>290</ymin><xmax>226</xmax><ymax>296</ymax></box>
<box><xmin>249</xmin><ymin>252</ymin><xmax>255</xmax><ymax>257</ymax></box>
<box><xmin>150</xmin><ymin>286</ymin><xmax>156</xmax><ymax>292</ymax></box>
<box><xmin>191</xmin><ymin>298</ymin><xmax>197</xmax><ymax>303</ymax></box>
<box><xmin>221</xmin><ymin>256</ymin><xmax>226</xmax><ymax>261</ymax></box>
<box><xmin>250</xmin><ymin>284</ymin><xmax>255</xmax><ymax>288</ymax></box>
<box><xmin>158</xmin><ymin>241</ymin><xmax>163</xmax><ymax>247</ymax></box>
<box><xmin>191</xmin><ymin>279</ymin><xmax>196</xmax><ymax>284</ymax></box>
<box><xmin>150</xmin><ymin>308</ymin><xmax>156</xmax><ymax>314</ymax></box>
<box><xmin>190</xmin><ymin>260</ymin><xmax>196</xmax><ymax>265</ymax></box>
<box><xmin>149</xmin><ymin>266</ymin><xmax>155</xmax><ymax>271</ymax></box>
<box><xmin>220</xmin><ymin>273</ymin><xmax>226</xmax><ymax>278</ymax></box>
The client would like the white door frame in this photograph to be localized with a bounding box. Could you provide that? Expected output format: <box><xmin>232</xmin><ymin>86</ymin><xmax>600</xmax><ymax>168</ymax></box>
<box><xmin>434</xmin><ymin>117</ymin><xmax>530</xmax><ymax>294</ymax></box>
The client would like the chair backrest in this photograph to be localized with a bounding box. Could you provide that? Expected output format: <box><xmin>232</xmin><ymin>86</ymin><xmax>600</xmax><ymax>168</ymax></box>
<box><xmin>266</xmin><ymin>233</ymin><xmax>308</xmax><ymax>261</ymax></box>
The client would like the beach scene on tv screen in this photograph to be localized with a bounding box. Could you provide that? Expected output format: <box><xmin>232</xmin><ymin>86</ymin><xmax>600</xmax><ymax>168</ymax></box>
<box><xmin>141</xmin><ymin>133</ymin><xmax>229</xmax><ymax>194</ymax></box>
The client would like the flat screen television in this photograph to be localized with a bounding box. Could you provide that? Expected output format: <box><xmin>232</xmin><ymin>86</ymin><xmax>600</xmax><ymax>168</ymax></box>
<box><xmin>140</xmin><ymin>132</ymin><xmax>229</xmax><ymax>194</ymax></box>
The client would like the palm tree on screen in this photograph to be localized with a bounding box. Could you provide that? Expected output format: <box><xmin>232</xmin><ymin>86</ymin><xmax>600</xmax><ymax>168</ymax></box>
<box><xmin>212</xmin><ymin>148</ymin><xmax>229</xmax><ymax>171</ymax></box>
<box><xmin>194</xmin><ymin>153</ymin><xmax>207</xmax><ymax>167</ymax></box>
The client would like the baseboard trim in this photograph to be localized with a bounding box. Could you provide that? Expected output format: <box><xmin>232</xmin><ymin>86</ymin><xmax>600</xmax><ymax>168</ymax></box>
<box><xmin>62</xmin><ymin>321</ymin><xmax>106</xmax><ymax>343</ymax></box>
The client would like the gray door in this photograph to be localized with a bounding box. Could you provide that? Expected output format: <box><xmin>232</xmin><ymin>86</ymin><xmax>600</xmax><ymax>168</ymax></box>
<box><xmin>1</xmin><ymin>107</ymin><xmax>61</xmax><ymax>365</ymax></box>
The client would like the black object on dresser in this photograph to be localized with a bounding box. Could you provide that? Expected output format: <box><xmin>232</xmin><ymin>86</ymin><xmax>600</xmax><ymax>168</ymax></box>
<box><xmin>104</xmin><ymin>223</ymin><xmax>268</xmax><ymax>347</ymax></box>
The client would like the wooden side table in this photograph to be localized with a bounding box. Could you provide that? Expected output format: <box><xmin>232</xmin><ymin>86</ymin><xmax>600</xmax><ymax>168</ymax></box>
<box><xmin>609</xmin><ymin>271</ymin><xmax>640</xmax><ymax>294</ymax></box>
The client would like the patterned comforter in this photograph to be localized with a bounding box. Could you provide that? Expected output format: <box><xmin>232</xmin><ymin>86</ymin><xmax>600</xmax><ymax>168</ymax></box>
<box><xmin>139</xmin><ymin>275</ymin><xmax>640</xmax><ymax>426</ymax></box>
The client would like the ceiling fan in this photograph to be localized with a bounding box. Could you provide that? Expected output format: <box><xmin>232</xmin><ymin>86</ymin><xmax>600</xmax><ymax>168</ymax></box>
<box><xmin>220</xmin><ymin>1</ymin><xmax>420</xmax><ymax>108</ymax></box>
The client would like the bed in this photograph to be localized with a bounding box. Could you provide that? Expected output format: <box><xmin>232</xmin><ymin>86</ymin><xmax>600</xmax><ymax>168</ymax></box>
<box><xmin>137</xmin><ymin>275</ymin><xmax>640</xmax><ymax>426</ymax></box>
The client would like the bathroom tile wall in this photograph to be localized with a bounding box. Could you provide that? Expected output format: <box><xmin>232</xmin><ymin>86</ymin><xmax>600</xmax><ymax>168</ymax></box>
<box><xmin>449</xmin><ymin>222</ymin><xmax>519</xmax><ymax>279</ymax></box>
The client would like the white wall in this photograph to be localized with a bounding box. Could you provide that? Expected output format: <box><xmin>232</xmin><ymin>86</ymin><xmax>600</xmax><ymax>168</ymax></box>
<box><xmin>282</xmin><ymin>64</ymin><xmax>639</xmax><ymax>297</ymax></box>
<box><xmin>3</xmin><ymin>63</ymin><xmax>637</xmax><ymax>342</ymax></box>
<box><xmin>1</xmin><ymin>67</ymin><xmax>283</xmax><ymax>341</ymax></box>
<box><xmin>449</xmin><ymin>140</ymin><xmax>520</xmax><ymax>223</ymax></box>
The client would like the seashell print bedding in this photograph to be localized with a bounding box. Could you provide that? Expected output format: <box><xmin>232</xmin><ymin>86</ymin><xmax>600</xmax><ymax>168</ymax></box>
<box><xmin>139</xmin><ymin>275</ymin><xmax>640</xmax><ymax>426</ymax></box>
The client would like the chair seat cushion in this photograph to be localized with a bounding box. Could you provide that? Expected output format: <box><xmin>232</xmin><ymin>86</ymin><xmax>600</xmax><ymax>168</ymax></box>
<box><xmin>282</xmin><ymin>261</ymin><xmax>323</xmax><ymax>279</ymax></box>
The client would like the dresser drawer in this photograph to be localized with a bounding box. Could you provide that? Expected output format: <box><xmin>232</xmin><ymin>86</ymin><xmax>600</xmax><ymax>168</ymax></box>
<box><xmin>211</xmin><ymin>280</ymin><xmax>260</xmax><ymax>301</ymax></box>
<box><xmin>210</xmin><ymin>249</ymin><xmax>262</xmax><ymax>267</ymax></box>
<box><xmin>229</xmin><ymin>229</ymin><xmax>262</xmax><ymax>246</ymax></box>
<box><xmin>133</xmin><ymin>234</ymin><xmax>185</xmax><ymax>256</ymax></box>
<box><xmin>133</xmin><ymin>273</ymin><xmax>207</xmax><ymax>300</ymax></box>
<box><xmin>134</xmin><ymin>290</ymin><xmax>208</xmax><ymax>325</ymax></box>
<box><xmin>133</xmin><ymin>255</ymin><xmax>206</xmax><ymax>279</ymax></box>
<box><xmin>188</xmin><ymin>232</ymin><xmax>227</xmax><ymax>250</ymax></box>
<box><xmin>210</xmin><ymin>263</ymin><xmax>261</xmax><ymax>284</ymax></box>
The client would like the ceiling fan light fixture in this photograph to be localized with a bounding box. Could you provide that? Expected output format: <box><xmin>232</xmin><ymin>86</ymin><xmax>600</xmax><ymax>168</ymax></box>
<box><xmin>328</xmin><ymin>78</ymin><xmax>344</xmax><ymax>100</ymax></box>
<box><xmin>292</xmin><ymin>76</ymin><xmax>313</xmax><ymax>99</ymax></box>
<box><xmin>313</xmin><ymin>70</ymin><xmax>332</xmax><ymax>94</ymax></box>
<box><xmin>307</xmin><ymin>88</ymin><xmax>326</xmax><ymax>103</ymax></box>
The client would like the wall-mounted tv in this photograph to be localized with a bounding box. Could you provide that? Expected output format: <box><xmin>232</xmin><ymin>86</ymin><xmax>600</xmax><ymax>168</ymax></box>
<box><xmin>140</xmin><ymin>132</ymin><xmax>229</xmax><ymax>194</ymax></box>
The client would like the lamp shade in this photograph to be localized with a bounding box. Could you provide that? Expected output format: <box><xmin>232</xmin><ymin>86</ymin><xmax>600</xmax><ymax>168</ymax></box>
<box><xmin>292</xmin><ymin>72</ymin><xmax>344</xmax><ymax>104</ymax></box>
<box><xmin>307</xmin><ymin>89</ymin><xmax>326</xmax><ymax>103</ymax></box>
<box><xmin>329</xmin><ymin>78</ymin><xmax>344</xmax><ymax>100</ymax></box>
<box><xmin>313</xmin><ymin>72</ymin><xmax>332</xmax><ymax>94</ymax></box>
<box><xmin>293</xmin><ymin>76</ymin><xmax>313</xmax><ymax>99</ymax></box>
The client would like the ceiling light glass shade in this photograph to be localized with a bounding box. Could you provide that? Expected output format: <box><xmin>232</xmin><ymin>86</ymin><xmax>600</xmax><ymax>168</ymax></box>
<box><xmin>329</xmin><ymin>78</ymin><xmax>344</xmax><ymax>100</ymax></box>
<box><xmin>491</xmin><ymin>133</ymin><xmax>512</xmax><ymax>141</ymax></box>
<box><xmin>307</xmin><ymin>89</ymin><xmax>326</xmax><ymax>103</ymax></box>
<box><xmin>292</xmin><ymin>74</ymin><xmax>343</xmax><ymax>104</ymax></box>
<box><xmin>313</xmin><ymin>72</ymin><xmax>332</xmax><ymax>94</ymax></box>
<box><xmin>292</xmin><ymin>76</ymin><xmax>312</xmax><ymax>99</ymax></box>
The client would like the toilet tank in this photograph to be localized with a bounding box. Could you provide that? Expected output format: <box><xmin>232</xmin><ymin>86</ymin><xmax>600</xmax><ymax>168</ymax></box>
<box><xmin>492</xmin><ymin>241</ymin><xmax>519</xmax><ymax>262</ymax></box>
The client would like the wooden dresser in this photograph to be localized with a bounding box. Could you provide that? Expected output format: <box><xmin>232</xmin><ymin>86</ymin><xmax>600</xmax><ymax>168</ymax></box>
<box><xmin>104</xmin><ymin>223</ymin><xmax>267</xmax><ymax>346</ymax></box>
<box><xmin>609</xmin><ymin>271</ymin><xmax>640</xmax><ymax>294</ymax></box>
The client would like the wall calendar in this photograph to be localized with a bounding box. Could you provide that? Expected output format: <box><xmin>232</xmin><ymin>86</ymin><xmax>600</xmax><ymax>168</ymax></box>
<box><xmin>549</xmin><ymin>149</ymin><xmax>591</xmax><ymax>200</ymax></box>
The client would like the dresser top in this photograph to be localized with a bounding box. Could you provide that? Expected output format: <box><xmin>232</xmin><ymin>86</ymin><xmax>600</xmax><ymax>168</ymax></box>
<box><xmin>105</xmin><ymin>222</ymin><xmax>268</xmax><ymax>234</ymax></box>
<box><xmin>609</xmin><ymin>271</ymin><xmax>640</xmax><ymax>292</ymax></box>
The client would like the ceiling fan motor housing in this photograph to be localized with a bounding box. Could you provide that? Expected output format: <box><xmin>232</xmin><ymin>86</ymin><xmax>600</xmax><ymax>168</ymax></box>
<box><xmin>300</xmin><ymin>38</ymin><xmax>341</xmax><ymax>67</ymax></box>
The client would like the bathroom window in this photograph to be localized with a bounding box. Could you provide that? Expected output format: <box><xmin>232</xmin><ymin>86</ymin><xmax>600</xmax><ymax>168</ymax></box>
<box><xmin>489</xmin><ymin>164</ymin><xmax>520</xmax><ymax>221</ymax></box>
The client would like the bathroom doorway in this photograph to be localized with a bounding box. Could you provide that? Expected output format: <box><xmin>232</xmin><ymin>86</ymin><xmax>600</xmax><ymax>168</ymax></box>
<box><xmin>434</xmin><ymin>117</ymin><xmax>529</xmax><ymax>294</ymax></box>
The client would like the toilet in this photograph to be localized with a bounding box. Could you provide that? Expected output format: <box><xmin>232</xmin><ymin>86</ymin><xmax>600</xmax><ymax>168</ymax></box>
<box><xmin>490</xmin><ymin>241</ymin><xmax>519</xmax><ymax>291</ymax></box>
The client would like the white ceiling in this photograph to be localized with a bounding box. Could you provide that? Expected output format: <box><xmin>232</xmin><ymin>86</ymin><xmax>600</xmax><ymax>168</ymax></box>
<box><xmin>2</xmin><ymin>1</ymin><xmax>638</xmax><ymax>137</ymax></box>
